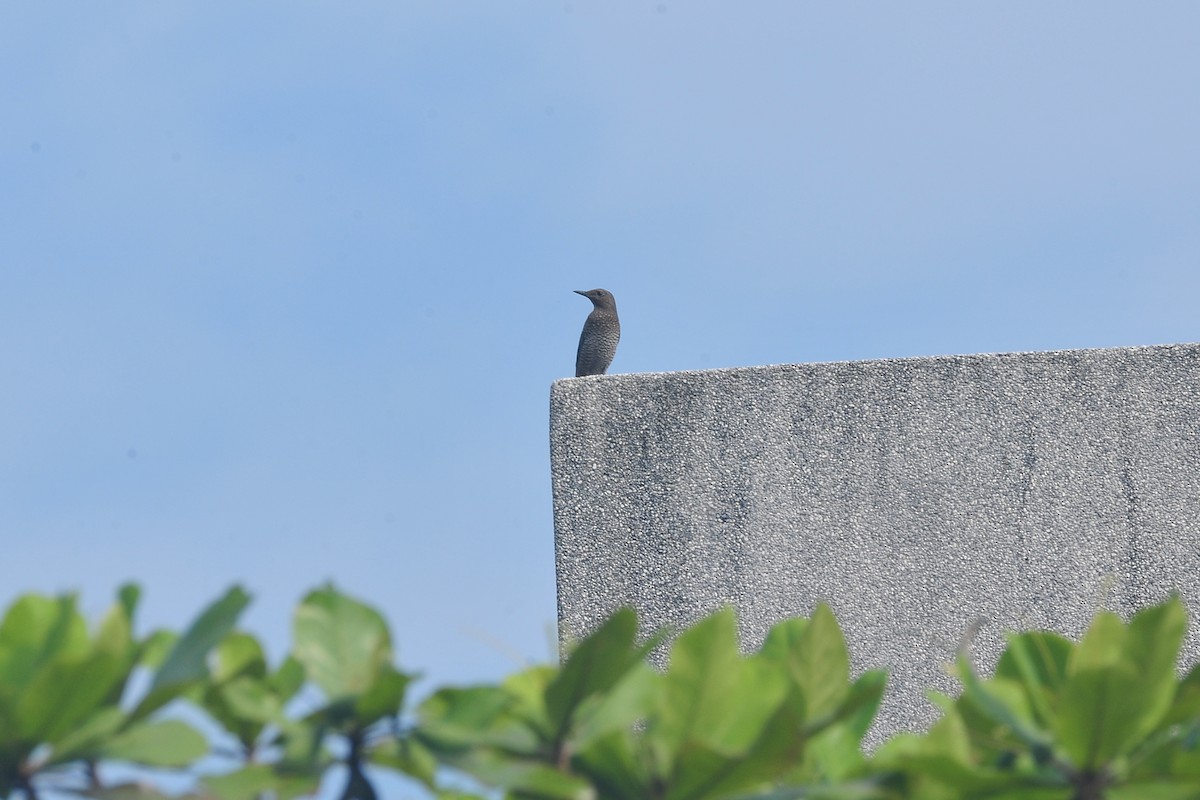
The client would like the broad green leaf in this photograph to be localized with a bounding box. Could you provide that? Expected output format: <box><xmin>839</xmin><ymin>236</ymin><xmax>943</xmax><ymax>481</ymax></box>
<box><xmin>759</xmin><ymin>618</ymin><xmax>808</xmax><ymax>661</ymax></box>
<box><xmin>45</xmin><ymin>706</ymin><xmax>126</xmax><ymax>764</ymax></box>
<box><xmin>649</xmin><ymin>608</ymin><xmax>789</xmax><ymax>781</ymax></box>
<box><xmin>0</xmin><ymin>594</ymin><xmax>88</xmax><ymax>690</ymax></box>
<box><xmin>369</xmin><ymin>736</ymin><xmax>440</xmax><ymax>787</ymax></box>
<box><xmin>919</xmin><ymin>704</ymin><xmax>972</xmax><ymax>765</ymax></box>
<box><xmin>573</xmin><ymin>662</ymin><xmax>659</xmax><ymax>749</ymax></box>
<box><xmin>544</xmin><ymin>607</ymin><xmax>645</xmax><ymax>745</ymax></box>
<box><xmin>930</xmin><ymin>788</ymin><xmax>1070</xmax><ymax>800</ymax></box>
<box><xmin>151</xmin><ymin>586</ymin><xmax>251</xmax><ymax>691</ymax></box>
<box><xmin>762</xmin><ymin>604</ymin><xmax>851</xmax><ymax>722</ymax></box>
<box><xmin>417</xmin><ymin>686</ymin><xmax>538</xmax><ymax>755</ymax></box>
<box><xmin>666</xmin><ymin>735</ymin><xmax>792</xmax><ymax>800</ymax></box>
<box><xmin>1053</xmin><ymin>602</ymin><xmax>1186</xmax><ymax>768</ymax></box>
<box><xmin>1055</xmin><ymin>663</ymin><xmax>1144</xmax><ymax>768</ymax></box>
<box><xmin>1171</xmin><ymin>744</ymin><xmax>1200</xmax><ymax>779</ymax></box>
<box><xmin>801</xmin><ymin>668</ymin><xmax>887</xmax><ymax>742</ymax></box>
<box><xmin>136</xmin><ymin>630</ymin><xmax>177</xmax><ymax>670</ymax></box>
<box><xmin>215</xmin><ymin>676</ymin><xmax>282</xmax><ymax>725</ymax></box>
<box><xmin>16</xmin><ymin>648</ymin><xmax>127</xmax><ymax>742</ymax></box>
<box><xmin>1122</xmin><ymin>597</ymin><xmax>1188</xmax><ymax>740</ymax></box>
<box><xmin>354</xmin><ymin>664</ymin><xmax>411</xmax><ymax>722</ymax></box>
<box><xmin>275</xmin><ymin>717</ymin><xmax>333</xmax><ymax>773</ymax></box>
<box><xmin>95</xmin><ymin>600</ymin><xmax>135</xmax><ymax>658</ymax></box>
<box><xmin>728</xmin><ymin>781</ymin><xmax>896</xmax><ymax>800</ymax></box>
<box><xmin>95</xmin><ymin>600</ymin><xmax>138</xmax><ymax>707</ymax></box>
<box><xmin>134</xmin><ymin>586</ymin><xmax>251</xmax><ymax>720</ymax></box>
<box><xmin>270</xmin><ymin>654</ymin><xmax>307</xmax><ymax>700</ymax></box>
<box><xmin>292</xmin><ymin>585</ymin><xmax>392</xmax><ymax>700</ymax></box>
<box><xmin>117</xmin><ymin>584</ymin><xmax>141</xmax><ymax>624</ymax></box>
<box><xmin>202</xmin><ymin>765</ymin><xmax>281</xmax><ymax>800</ymax></box>
<box><xmin>574</xmin><ymin>727</ymin><xmax>650</xmax><ymax>798</ymax></box>
<box><xmin>955</xmin><ymin>652</ymin><xmax>1049</xmax><ymax>752</ymax></box>
<box><xmin>1068</xmin><ymin>611</ymin><xmax>1125</xmax><ymax>672</ymax></box>
<box><xmin>419</xmin><ymin>685</ymin><xmax>513</xmax><ymax>742</ymax></box>
<box><xmin>790</xmin><ymin>723</ymin><xmax>869</xmax><ymax>784</ymax></box>
<box><xmin>502</xmin><ymin>664</ymin><xmax>555</xmax><ymax>734</ymax></box>
<box><xmin>506</xmin><ymin>764</ymin><xmax>594</xmax><ymax>800</ymax></box>
<box><xmin>1165</xmin><ymin>663</ymin><xmax>1200</xmax><ymax>727</ymax></box>
<box><xmin>77</xmin><ymin>783</ymin><xmax>176</xmax><ymax>799</ymax></box>
<box><xmin>1107</xmin><ymin>782</ymin><xmax>1200</xmax><ymax>800</ymax></box>
<box><xmin>834</xmin><ymin>670</ymin><xmax>887</xmax><ymax>740</ymax></box>
<box><xmin>99</xmin><ymin>719</ymin><xmax>208</xmax><ymax>766</ymax></box>
<box><xmin>996</xmin><ymin>631</ymin><xmax>1072</xmax><ymax>726</ymax></box>
<box><xmin>669</xmin><ymin>674</ymin><xmax>832</xmax><ymax>800</ymax></box>
<box><xmin>212</xmin><ymin>632</ymin><xmax>267</xmax><ymax>682</ymax></box>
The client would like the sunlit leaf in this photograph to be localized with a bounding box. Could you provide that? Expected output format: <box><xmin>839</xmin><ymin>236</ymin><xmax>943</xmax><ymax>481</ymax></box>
<box><xmin>292</xmin><ymin>585</ymin><xmax>392</xmax><ymax>700</ymax></box>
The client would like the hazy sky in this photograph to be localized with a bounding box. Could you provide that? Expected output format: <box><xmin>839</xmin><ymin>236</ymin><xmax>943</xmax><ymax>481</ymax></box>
<box><xmin>4</xmin><ymin>0</ymin><xmax>1199</xmax><ymax>713</ymax></box>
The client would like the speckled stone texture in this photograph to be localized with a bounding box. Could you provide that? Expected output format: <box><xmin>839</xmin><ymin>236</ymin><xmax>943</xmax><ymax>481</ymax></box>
<box><xmin>550</xmin><ymin>343</ymin><xmax>1200</xmax><ymax>740</ymax></box>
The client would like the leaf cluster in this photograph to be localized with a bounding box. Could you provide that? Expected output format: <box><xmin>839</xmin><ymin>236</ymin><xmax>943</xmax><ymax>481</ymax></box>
<box><xmin>2</xmin><ymin>586</ymin><xmax>1199</xmax><ymax>800</ymax></box>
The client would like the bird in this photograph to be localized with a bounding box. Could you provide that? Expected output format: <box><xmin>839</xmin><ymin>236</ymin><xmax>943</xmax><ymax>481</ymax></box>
<box><xmin>574</xmin><ymin>288</ymin><xmax>620</xmax><ymax>377</ymax></box>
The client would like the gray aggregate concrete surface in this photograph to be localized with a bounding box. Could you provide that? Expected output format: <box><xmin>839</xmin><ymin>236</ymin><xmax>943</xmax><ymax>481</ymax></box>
<box><xmin>549</xmin><ymin>343</ymin><xmax>1200</xmax><ymax>739</ymax></box>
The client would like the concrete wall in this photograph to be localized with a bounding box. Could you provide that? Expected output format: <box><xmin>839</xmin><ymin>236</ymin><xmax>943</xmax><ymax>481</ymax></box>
<box><xmin>549</xmin><ymin>343</ymin><xmax>1200</xmax><ymax>738</ymax></box>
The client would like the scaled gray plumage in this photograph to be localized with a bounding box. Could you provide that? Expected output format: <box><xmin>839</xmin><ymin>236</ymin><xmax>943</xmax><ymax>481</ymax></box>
<box><xmin>574</xmin><ymin>288</ymin><xmax>620</xmax><ymax>377</ymax></box>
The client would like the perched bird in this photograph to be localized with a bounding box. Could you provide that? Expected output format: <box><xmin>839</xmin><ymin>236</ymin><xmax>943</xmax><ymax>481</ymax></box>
<box><xmin>574</xmin><ymin>288</ymin><xmax>620</xmax><ymax>377</ymax></box>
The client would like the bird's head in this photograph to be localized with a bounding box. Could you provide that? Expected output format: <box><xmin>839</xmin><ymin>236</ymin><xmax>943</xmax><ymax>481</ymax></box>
<box><xmin>574</xmin><ymin>288</ymin><xmax>617</xmax><ymax>310</ymax></box>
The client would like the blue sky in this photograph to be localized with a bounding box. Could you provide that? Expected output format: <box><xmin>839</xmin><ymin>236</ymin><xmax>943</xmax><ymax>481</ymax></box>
<box><xmin>4</xmin><ymin>0</ymin><xmax>1199</xmax><ymax>711</ymax></box>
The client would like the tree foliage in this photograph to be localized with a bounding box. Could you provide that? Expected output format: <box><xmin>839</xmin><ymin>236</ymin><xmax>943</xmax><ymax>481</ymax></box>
<box><xmin>0</xmin><ymin>585</ymin><xmax>1197</xmax><ymax>800</ymax></box>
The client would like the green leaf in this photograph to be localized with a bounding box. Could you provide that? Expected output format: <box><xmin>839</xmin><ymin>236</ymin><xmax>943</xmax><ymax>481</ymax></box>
<box><xmin>270</xmin><ymin>655</ymin><xmax>307</xmax><ymax>700</ymax></box>
<box><xmin>215</xmin><ymin>676</ymin><xmax>282</xmax><ymax>726</ymax></box>
<box><xmin>1055</xmin><ymin>662</ymin><xmax>1146</xmax><ymax>768</ymax></box>
<box><xmin>369</xmin><ymin>736</ymin><xmax>440</xmax><ymax>788</ymax></box>
<box><xmin>417</xmin><ymin>685</ymin><xmax>538</xmax><ymax>755</ymax></box>
<box><xmin>506</xmin><ymin>764</ymin><xmax>594</xmax><ymax>800</ymax></box>
<box><xmin>996</xmin><ymin>630</ymin><xmax>1072</xmax><ymax>726</ymax></box>
<box><xmin>0</xmin><ymin>594</ymin><xmax>88</xmax><ymax>691</ymax></box>
<box><xmin>574</xmin><ymin>726</ymin><xmax>651</xmax><ymax>798</ymax></box>
<box><xmin>821</xmin><ymin>669</ymin><xmax>887</xmax><ymax>740</ymax></box>
<box><xmin>573</xmin><ymin>662</ymin><xmax>660</xmax><ymax>750</ymax></box>
<box><xmin>761</xmin><ymin>604</ymin><xmax>851</xmax><ymax>723</ymax></box>
<box><xmin>1122</xmin><ymin>597</ymin><xmax>1188</xmax><ymax>739</ymax></box>
<box><xmin>136</xmin><ymin>630</ymin><xmax>177</xmax><ymax>670</ymax></box>
<box><xmin>206</xmin><ymin>763</ymin><xmax>325</xmax><ymax>800</ymax></box>
<box><xmin>99</xmin><ymin>719</ymin><xmax>208</xmax><ymax>766</ymax></box>
<box><xmin>1107</xmin><ymin>782</ymin><xmax>1200</xmax><ymax>800</ymax></box>
<box><xmin>16</xmin><ymin>647</ymin><xmax>127</xmax><ymax>742</ymax></box>
<box><xmin>133</xmin><ymin>586</ymin><xmax>251</xmax><ymax>721</ymax></box>
<box><xmin>292</xmin><ymin>585</ymin><xmax>393</xmax><ymax>701</ymax></box>
<box><xmin>45</xmin><ymin>706</ymin><xmax>126</xmax><ymax>764</ymax></box>
<box><xmin>354</xmin><ymin>664</ymin><xmax>411</xmax><ymax>722</ymax></box>
<box><xmin>151</xmin><ymin>586</ymin><xmax>252</xmax><ymax>691</ymax></box>
<box><xmin>501</xmin><ymin>664</ymin><xmax>555</xmax><ymax>732</ymax></box>
<box><xmin>15</xmin><ymin>595</ymin><xmax>135</xmax><ymax>744</ymax></box>
<box><xmin>649</xmin><ymin>608</ymin><xmax>790</xmax><ymax>790</ymax></box>
<box><xmin>1053</xmin><ymin>602</ymin><xmax>1186</xmax><ymax>769</ymax></box>
<box><xmin>77</xmin><ymin>783</ymin><xmax>177</xmax><ymax>799</ymax></box>
<box><xmin>955</xmin><ymin>650</ymin><xmax>1050</xmax><ymax>753</ymax></box>
<box><xmin>544</xmin><ymin>607</ymin><xmax>647</xmax><ymax>746</ymax></box>
<box><xmin>275</xmin><ymin>717</ymin><xmax>333</xmax><ymax>773</ymax></box>
<box><xmin>117</xmin><ymin>584</ymin><xmax>141</xmax><ymax>625</ymax></box>
<box><xmin>202</xmin><ymin>765</ymin><xmax>281</xmax><ymax>800</ymax></box>
<box><xmin>728</xmin><ymin>780</ymin><xmax>896</xmax><ymax>800</ymax></box>
<box><xmin>212</xmin><ymin>632</ymin><xmax>267</xmax><ymax>682</ymax></box>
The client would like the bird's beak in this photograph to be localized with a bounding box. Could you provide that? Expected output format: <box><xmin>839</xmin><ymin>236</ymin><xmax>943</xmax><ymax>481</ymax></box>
<box><xmin>574</xmin><ymin>290</ymin><xmax>587</xmax><ymax>296</ymax></box>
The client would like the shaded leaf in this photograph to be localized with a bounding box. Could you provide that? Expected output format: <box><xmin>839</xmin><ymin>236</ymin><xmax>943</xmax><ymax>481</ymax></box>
<box><xmin>293</xmin><ymin>585</ymin><xmax>392</xmax><ymax>701</ymax></box>
<box><xmin>99</xmin><ymin>719</ymin><xmax>209</xmax><ymax>766</ymax></box>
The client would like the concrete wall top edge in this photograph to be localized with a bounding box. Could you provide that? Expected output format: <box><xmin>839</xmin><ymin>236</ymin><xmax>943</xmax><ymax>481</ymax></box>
<box><xmin>550</xmin><ymin>341</ymin><xmax>1200</xmax><ymax>390</ymax></box>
